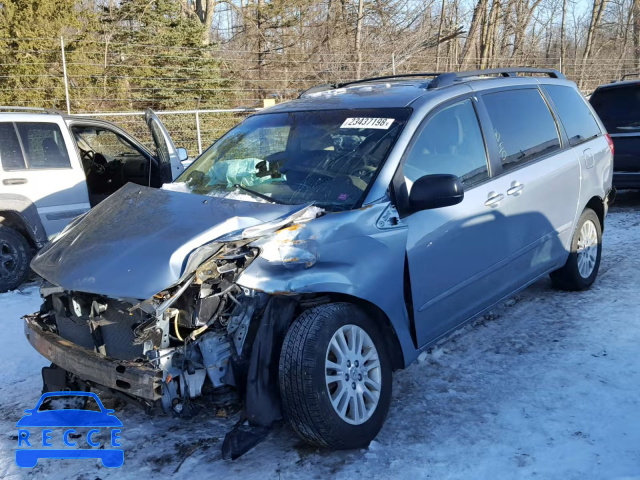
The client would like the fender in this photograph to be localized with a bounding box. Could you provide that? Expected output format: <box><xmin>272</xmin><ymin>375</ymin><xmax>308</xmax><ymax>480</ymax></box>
<box><xmin>236</xmin><ymin>203</ymin><xmax>419</xmax><ymax>368</ymax></box>
<box><xmin>0</xmin><ymin>193</ymin><xmax>48</xmax><ymax>248</ymax></box>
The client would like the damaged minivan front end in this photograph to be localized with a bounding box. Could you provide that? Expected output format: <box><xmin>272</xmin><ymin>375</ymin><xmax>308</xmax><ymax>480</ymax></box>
<box><xmin>27</xmin><ymin>239</ymin><xmax>267</xmax><ymax>410</ymax></box>
<box><xmin>25</xmin><ymin>183</ymin><xmax>331</xmax><ymax>453</ymax></box>
<box><xmin>24</xmin><ymin>104</ymin><xmax>418</xmax><ymax>457</ymax></box>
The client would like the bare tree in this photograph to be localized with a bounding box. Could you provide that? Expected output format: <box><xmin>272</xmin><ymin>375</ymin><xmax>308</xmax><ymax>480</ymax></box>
<box><xmin>355</xmin><ymin>0</ymin><xmax>365</xmax><ymax>78</ymax></box>
<box><xmin>580</xmin><ymin>0</ymin><xmax>609</xmax><ymax>87</ymax></box>
<box><xmin>461</xmin><ymin>0</ymin><xmax>489</xmax><ymax>67</ymax></box>
<box><xmin>560</xmin><ymin>0</ymin><xmax>568</xmax><ymax>71</ymax></box>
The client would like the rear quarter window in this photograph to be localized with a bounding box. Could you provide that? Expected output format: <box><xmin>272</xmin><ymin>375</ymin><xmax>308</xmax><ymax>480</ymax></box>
<box><xmin>482</xmin><ymin>88</ymin><xmax>560</xmax><ymax>172</ymax></box>
<box><xmin>544</xmin><ymin>84</ymin><xmax>601</xmax><ymax>145</ymax></box>
<box><xmin>590</xmin><ymin>84</ymin><xmax>640</xmax><ymax>134</ymax></box>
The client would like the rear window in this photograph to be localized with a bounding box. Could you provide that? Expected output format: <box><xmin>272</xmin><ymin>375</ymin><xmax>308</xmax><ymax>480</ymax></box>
<box><xmin>16</xmin><ymin>123</ymin><xmax>71</xmax><ymax>169</ymax></box>
<box><xmin>0</xmin><ymin>123</ymin><xmax>26</xmax><ymax>170</ymax></box>
<box><xmin>590</xmin><ymin>84</ymin><xmax>640</xmax><ymax>134</ymax></box>
<box><xmin>544</xmin><ymin>85</ymin><xmax>601</xmax><ymax>145</ymax></box>
<box><xmin>482</xmin><ymin>88</ymin><xmax>561</xmax><ymax>171</ymax></box>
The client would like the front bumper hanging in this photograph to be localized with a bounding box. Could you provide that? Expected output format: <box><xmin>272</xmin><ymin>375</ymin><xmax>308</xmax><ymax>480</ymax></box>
<box><xmin>24</xmin><ymin>315</ymin><xmax>162</xmax><ymax>401</ymax></box>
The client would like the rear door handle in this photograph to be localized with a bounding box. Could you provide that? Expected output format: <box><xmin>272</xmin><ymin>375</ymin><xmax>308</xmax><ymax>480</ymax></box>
<box><xmin>3</xmin><ymin>178</ymin><xmax>27</xmax><ymax>185</ymax></box>
<box><xmin>507</xmin><ymin>182</ymin><xmax>524</xmax><ymax>196</ymax></box>
<box><xmin>484</xmin><ymin>192</ymin><xmax>504</xmax><ymax>207</ymax></box>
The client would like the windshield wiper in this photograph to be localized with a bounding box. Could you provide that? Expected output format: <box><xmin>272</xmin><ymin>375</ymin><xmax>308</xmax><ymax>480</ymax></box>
<box><xmin>233</xmin><ymin>183</ymin><xmax>285</xmax><ymax>204</ymax></box>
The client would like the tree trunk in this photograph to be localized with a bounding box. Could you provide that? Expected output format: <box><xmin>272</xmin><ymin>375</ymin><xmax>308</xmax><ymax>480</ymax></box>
<box><xmin>257</xmin><ymin>0</ymin><xmax>265</xmax><ymax>97</ymax></box>
<box><xmin>435</xmin><ymin>0</ymin><xmax>447</xmax><ymax>71</ymax></box>
<box><xmin>461</xmin><ymin>0</ymin><xmax>489</xmax><ymax>68</ymax></box>
<box><xmin>512</xmin><ymin>0</ymin><xmax>544</xmax><ymax>61</ymax></box>
<box><xmin>580</xmin><ymin>0</ymin><xmax>609</xmax><ymax>89</ymax></box>
<box><xmin>480</xmin><ymin>0</ymin><xmax>499</xmax><ymax>69</ymax></box>
<box><xmin>560</xmin><ymin>0</ymin><xmax>567</xmax><ymax>72</ymax></box>
<box><xmin>202</xmin><ymin>0</ymin><xmax>215</xmax><ymax>46</ymax></box>
<box><xmin>634</xmin><ymin>0</ymin><xmax>640</xmax><ymax>70</ymax></box>
<box><xmin>616</xmin><ymin>0</ymin><xmax>636</xmax><ymax>78</ymax></box>
<box><xmin>355</xmin><ymin>0</ymin><xmax>365</xmax><ymax>79</ymax></box>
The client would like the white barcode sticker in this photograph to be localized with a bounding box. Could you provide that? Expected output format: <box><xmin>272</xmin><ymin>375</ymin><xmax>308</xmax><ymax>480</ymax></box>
<box><xmin>340</xmin><ymin>118</ymin><xmax>394</xmax><ymax>129</ymax></box>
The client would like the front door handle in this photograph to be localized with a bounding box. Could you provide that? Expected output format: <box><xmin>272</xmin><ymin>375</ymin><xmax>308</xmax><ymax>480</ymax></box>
<box><xmin>3</xmin><ymin>178</ymin><xmax>27</xmax><ymax>186</ymax></box>
<box><xmin>484</xmin><ymin>192</ymin><xmax>504</xmax><ymax>207</ymax></box>
<box><xmin>507</xmin><ymin>182</ymin><xmax>524</xmax><ymax>196</ymax></box>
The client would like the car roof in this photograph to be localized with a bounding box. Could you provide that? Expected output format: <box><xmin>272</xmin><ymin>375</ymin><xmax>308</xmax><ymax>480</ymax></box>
<box><xmin>257</xmin><ymin>68</ymin><xmax>567</xmax><ymax>114</ymax></box>
<box><xmin>592</xmin><ymin>78</ymin><xmax>640</xmax><ymax>93</ymax></box>
<box><xmin>0</xmin><ymin>110</ymin><xmax>127</xmax><ymax>131</ymax></box>
<box><xmin>261</xmin><ymin>81</ymin><xmax>431</xmax><ymax>112</ymax></box>
<box><xmin>0</xmin><ymin>110</ymin><xmax>101</xmax><ymax>122</ymax></box>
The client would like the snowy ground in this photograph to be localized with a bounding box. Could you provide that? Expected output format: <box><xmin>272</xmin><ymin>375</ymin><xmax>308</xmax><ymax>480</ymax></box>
<box><xmin>1</xmin><ymin>192</ymin><xmax>640</xmax><ymax>480</ymax></box>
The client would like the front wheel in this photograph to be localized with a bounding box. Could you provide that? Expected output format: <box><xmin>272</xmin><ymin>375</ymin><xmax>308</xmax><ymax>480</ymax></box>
<box><xmin>550</xmin><ymin>208</ymin><xmax>602</xmax><ymax>290</ymax></box>
<box><xmin>279</xmin><ymin>302</ymin><xmax>392</xmax><ymax>449</ymax></box>
<box><xmin>0</xmin><ymin>226</ymin><xmax>32</xmax><ymax>293</ymax></box>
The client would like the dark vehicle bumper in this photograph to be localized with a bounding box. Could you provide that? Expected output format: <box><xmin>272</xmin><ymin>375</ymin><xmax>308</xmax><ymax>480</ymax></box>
<box><xmin>613</xmin><ymin>172</ymin><xmax>640</xmax><ymax>189</ymax></box>
<box><xmin>24</xmin><ymin>315</ymin><xmax>162</xmax><ymax>401</ymax></box>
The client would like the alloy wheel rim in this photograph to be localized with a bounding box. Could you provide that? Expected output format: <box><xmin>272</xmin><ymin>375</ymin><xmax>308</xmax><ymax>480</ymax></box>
<box><xmin>577</xmin><ymin>220</ymin><xmax>598</xmax><ymax>278</ymax></box>
<box><xmin>0</xmin><ymin>241</ymin><xmax>19</xmax><ymax>278</ymax></box>
<box><xmin>325</xmin><ymin>324</ymin><xmax>382</xmax><ymax>425</ymax></box>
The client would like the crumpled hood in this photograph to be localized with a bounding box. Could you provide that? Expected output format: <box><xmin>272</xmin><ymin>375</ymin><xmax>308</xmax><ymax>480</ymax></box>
<box><xmin>31</xmin><ymin>183</ymin><xmax>303</xmax><ymax>299</ymax></box>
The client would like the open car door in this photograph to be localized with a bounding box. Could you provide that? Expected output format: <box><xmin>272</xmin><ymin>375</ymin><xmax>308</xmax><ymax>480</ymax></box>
<box><xmin>144</xmin><ymin>109</ymin><xmax>186</xmax><ymax>184</ymax></box>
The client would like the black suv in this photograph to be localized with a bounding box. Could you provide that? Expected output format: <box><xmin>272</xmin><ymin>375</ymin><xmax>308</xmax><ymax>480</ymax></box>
<box><xmin>590</xmin><ymin>75</ymin><xmax>640</xmax><ymax>188</ymax></box>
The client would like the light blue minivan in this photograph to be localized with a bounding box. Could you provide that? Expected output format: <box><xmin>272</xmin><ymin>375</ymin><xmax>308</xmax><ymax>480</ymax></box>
<box><xmin>26</xmin><ymin>68</ymin><xmax>614</xmax><ymax>456</ymax></box>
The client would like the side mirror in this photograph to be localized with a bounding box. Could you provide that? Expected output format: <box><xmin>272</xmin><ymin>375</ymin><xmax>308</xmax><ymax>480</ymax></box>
<box><xmin>176</xmin><ymin>147</ymin><xmax>188</xmax><ymax>162</ymax></box>
<box><xmin>409</xmin><ymin>174</ymin><xmax>464</xmax><ymax>212</ymax></box>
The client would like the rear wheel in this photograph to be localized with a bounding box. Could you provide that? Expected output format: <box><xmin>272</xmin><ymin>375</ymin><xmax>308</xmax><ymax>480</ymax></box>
<box><xmin>550</xmin><ymin>208</ymin><xmax>602</xmax><ymax>290</ymax></box>
<box><xmin>279</xmin><ymin>302</ymin><xmax>392</xmax><ymax>449</ymax></box>
<box><xmin>0</xmin><ymin>226</ymin><xmax>32</xmax><ymax>293</ymax></box>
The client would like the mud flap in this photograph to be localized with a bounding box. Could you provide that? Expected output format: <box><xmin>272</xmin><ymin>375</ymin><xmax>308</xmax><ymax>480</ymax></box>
<box><xmin>222</xmin><ymin>296</ymin><xmax>297</xmax><ymax>459</ymax></box>
<box><xmin>42</xmin><ymin>364</ymin><xmax>68</xmax><ymax>393</ymax></box>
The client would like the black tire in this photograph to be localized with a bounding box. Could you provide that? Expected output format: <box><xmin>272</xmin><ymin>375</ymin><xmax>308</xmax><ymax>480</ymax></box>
<box><xmin>279</xmin><ymin>302</ymin><xmax>392</xmax><ymax>449</ymax></box>
<box><xmin>0</xmin><ymin>226</ymin><xmax>33</xmax><ymax>293</ymax></box>
<box><xmin>550</xmin><ymin>208</ymin><xmax>602</xmax><ymax>291</ymax></box>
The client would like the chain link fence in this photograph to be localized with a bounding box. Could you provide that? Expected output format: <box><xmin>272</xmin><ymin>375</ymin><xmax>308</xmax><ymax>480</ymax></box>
<box><xmin>1</xmin><ymin>36</ymin><xmax>638</xmax><ymax>154</ymax></box>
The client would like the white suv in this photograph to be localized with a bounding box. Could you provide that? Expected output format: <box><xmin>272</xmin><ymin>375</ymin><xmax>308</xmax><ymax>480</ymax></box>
<box><xmin>0</xmin><ymin>107</ymin><xmax>186</xmax><ymax>291</ymax></box>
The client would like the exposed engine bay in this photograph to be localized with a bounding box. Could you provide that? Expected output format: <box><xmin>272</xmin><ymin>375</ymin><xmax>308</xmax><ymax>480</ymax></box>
<box><xmin>31</xmin><ymin>241</ymin><xmax>261</xmax><ymax>405</ymax></box>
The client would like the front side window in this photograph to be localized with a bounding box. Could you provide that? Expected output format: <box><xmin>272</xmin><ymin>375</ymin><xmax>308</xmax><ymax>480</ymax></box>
<box><xmin>72</xmin><ymin>126</ymin><xmax>145</xmax><ymax>158</ymax></box>
<box><xmin>403</xmin><ymin>98</ymin><xmax>489</xmax><ymax>191</ymax></box>
<box><xmin>0</xmin><ymin>123</ymin><xmax>26</xmax><ymax>170</ymax></box>
<box><xmin>544</xmin><ymin>85</ymin><xmax>601</xmax><ymax>145</ymax></box>
<box><xmin>590</xmin><ymin>84</ymin><xmax>640</xmax><ymax>134</ymax></box>
<box><xmin>15</xmin><ymin>123</ymin><xmax>71</xmax><ymax>169</ymax></box>
<box><xmin>482</xmin><ymin>89</ymin><xmax>560</xmax><ymax>171</ymax></box>
<box><xmin>176</xmin><ymin>108</ymin><xmax>411</xmax><ymax>211</ymax></box>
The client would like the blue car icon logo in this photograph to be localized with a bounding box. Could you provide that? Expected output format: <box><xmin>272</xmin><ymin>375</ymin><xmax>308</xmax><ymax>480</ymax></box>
<box><xmin>16</xmin><ymin>391</ymin><xmax>123</xmax><ymax>468</ymax></box>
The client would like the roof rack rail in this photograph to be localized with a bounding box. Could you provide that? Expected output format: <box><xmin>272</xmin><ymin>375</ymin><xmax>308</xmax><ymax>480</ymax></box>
<box><xmin>298</xmin><ymin>73</ymin><xmax>442</xmax><ymax>98</ymax></box>
<box><xmin>299</xmin><ymin>68</ymin><xmax>564</xmax><ymax>98</ymax></box>
<box><xmin>337</xmin><ymin>73</ymin><xmax>441</xmax><ymax>89</ymax></box>
<box><xmin>620</xmin><ymin>72</ymin><xmax>640</xmax><ymax>81</ymax></box>
<box><xmin>0</xmin><ymin>106</ymin><xmax>62</xmax><ymax>114</ymax></box>
<box><xmin>428</xmin><ymin>67</ymin><xmax>565</xmax><ymax>89</ymax></box>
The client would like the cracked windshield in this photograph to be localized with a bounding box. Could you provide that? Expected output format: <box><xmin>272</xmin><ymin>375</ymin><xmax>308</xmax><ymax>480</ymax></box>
<box><xmin>175</xmin><ymin>108</ymin><xmax>411</xmax><ymax>211</ymax></box>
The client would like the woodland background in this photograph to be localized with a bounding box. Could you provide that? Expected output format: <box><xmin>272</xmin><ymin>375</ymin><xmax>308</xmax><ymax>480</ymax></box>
<box><xmin>0</xmin><ymin>0</ymin><xmax>638</xmax><ymax>150</ymax></box>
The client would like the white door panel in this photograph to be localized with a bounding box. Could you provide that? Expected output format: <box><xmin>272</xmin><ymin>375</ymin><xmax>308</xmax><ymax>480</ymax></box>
<box><xmin>1</xmin><ymin>120</ymin><xmax>90</xmax><ymax>238</ymax></box>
